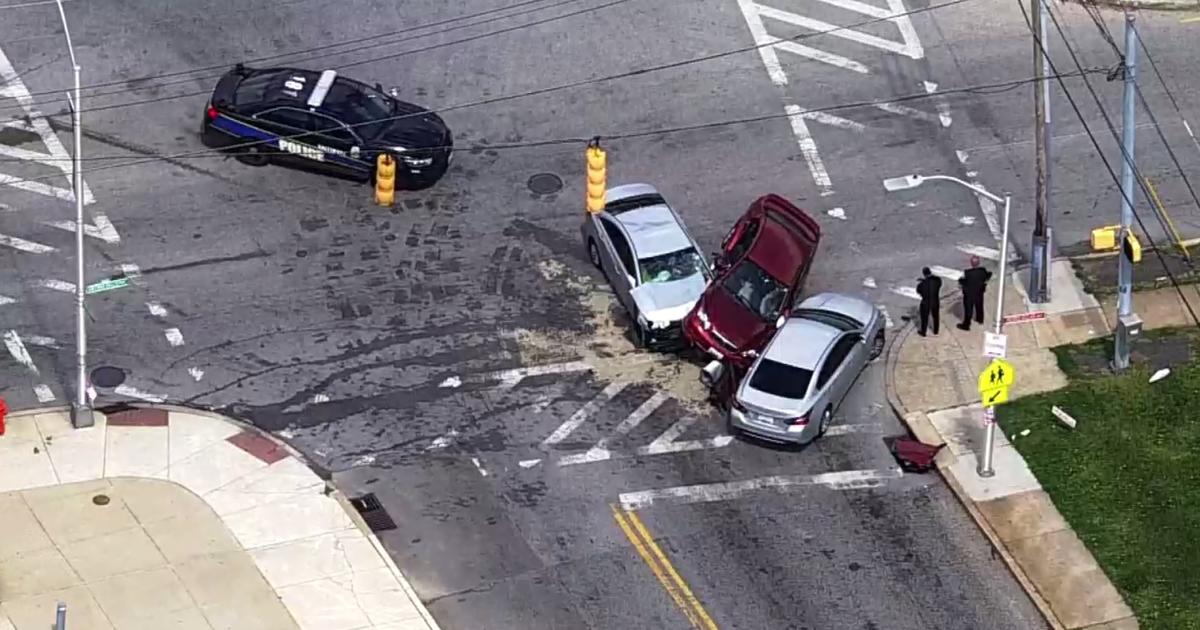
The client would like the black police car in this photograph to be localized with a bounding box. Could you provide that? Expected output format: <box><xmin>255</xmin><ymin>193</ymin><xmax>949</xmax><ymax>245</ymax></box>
<box><xmin>201</xmin><ymin>65</ymin><xmax>453</xmax><ymax>190</ymax></box>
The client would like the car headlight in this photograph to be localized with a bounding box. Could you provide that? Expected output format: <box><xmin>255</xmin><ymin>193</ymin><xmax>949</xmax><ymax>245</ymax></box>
<box><xmin>637</xmin><ymin>313</ymin><xmax>670</xmax><ymax>330</ymax></box>
<box><xmin>402</xmin><ymin>156</ymin><xmax>433</xmax><ymax>167</ymax></box>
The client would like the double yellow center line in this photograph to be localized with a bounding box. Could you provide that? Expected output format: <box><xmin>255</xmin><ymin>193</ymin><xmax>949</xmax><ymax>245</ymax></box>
<box><xmin>610</xmin><ymin>504</ymin><xmax>719</xmax><ymax>630</ymax></box>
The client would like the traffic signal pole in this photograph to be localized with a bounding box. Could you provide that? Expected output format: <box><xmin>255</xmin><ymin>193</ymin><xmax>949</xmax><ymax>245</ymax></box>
<box><xmin>1114</xmin><ymin>10</ymin><xmax>1140</xmax><ymax>371</ymax></box>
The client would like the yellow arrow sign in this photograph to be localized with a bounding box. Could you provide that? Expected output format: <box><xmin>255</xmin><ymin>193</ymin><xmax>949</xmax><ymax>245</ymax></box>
<box><xmin>981</xmin><ymin>386</ymin><xmax>1009</xmax><ymax>408</ymax></box>
<box><xmin>978</xmin><ymin>358</ymin><xmax>1015</xmax><ymax>394</ymax></box>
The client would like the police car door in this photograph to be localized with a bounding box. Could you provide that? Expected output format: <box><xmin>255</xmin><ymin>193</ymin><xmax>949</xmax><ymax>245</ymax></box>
<box><xmin>255</xmin><ymin>107</ymin><xmax>334</xmax><ymax>174</ymax></box>
<box><xmin>307</xmin><ymin>112</ymin><xmax>367</xmax><ymax>180</ymax></box>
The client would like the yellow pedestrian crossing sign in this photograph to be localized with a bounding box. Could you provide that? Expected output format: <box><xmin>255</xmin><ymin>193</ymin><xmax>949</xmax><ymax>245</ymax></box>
<box><xmin>978</xmin><ymin>358</ymin><xmax>1015</xmax><ymax>408</ymax></box>
<box><xmin>981</xmin><ymin>386</ymin><xmax>1009</xmax><ymax>407</ymax></box>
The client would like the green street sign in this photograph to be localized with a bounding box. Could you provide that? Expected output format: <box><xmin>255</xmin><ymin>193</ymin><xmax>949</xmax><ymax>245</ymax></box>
<box><xmin>85</xmin><ymin>277</ymin><xmax>130</xmax><ymax>295</ymax></box>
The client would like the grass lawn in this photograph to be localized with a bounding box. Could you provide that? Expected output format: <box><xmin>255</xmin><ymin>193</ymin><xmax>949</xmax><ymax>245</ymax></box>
<box><xmin>997</xmin><ymin>329</ymin><xmax>1200</xmax><ymax>630</ymax></box>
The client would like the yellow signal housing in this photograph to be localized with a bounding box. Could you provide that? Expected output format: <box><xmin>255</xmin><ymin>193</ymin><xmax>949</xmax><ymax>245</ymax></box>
<box><xmin>375</xmin><ymin>154</ymin><xmax>396</xmax><ymax>206</ymax></box>
<box><xmin>585</xmin><ymin>139</ymin><xmax>606</xmax><ymax>214</ymax></box>
<box><xmin>1090</xmin><ymin>225</ymin><xmax>1120</xmax><ymax>251</ymax></box>
<box><xmin>1123</xmin><ymin>232</ymin><xmax>1142</xmax><ymax>263</ymax></box>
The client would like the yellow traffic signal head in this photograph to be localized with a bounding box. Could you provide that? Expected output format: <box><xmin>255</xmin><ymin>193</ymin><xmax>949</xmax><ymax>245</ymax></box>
<box><xmin>1091</xmin><ymin>225</ymin><xmax>1119</xmax><ymax>251</ymax></box>
<box><xmin>586</xmin><ymin>143</ymin><xmax>607</xmax><ymax>214</ymax></box>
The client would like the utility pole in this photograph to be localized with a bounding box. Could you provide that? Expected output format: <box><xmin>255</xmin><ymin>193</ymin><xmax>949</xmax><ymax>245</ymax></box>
<box><xmin>1114</xmin><ymin>9</ymin><xmax>1141</xmax><ymax>371</ymax></box>
<box><xmin>1028</xmin><ymin>0</ymin><xmax>1052</xmax><ymax>303</ymax></box>
<box><xmin>55</xmin><ymin>0</ymin><xmax>92</xmax><ymax>428</ymax></box>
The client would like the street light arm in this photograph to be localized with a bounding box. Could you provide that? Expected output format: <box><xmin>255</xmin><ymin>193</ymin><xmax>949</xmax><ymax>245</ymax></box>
<box><xmin>54</xmin><ymin>0</ymin><xmax>78</xmax><ymax>68</ymax></box>
<box><xmin>916</xmin><ymin>175</ymin><xmax>1006</xmax><ymax>204</ymax></box>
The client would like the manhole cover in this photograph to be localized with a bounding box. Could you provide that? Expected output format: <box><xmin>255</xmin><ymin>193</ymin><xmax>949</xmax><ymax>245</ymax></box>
<box><xmin>90</xmin><ymin>366</ymin><xmax>126</xmax><ymax>388</ymax></box>
<box><xmin>527</xmin><ymin>172</ymin><xmax>563</xmax><ymax>195</ymax></box>
<box><xmin>92</xmin><ymin>494</ymin><xmax>110</xmax><ymax>506</ymax></box>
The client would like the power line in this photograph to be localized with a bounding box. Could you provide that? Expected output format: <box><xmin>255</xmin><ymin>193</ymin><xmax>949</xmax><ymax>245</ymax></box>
<box><xmin>1070</xmin><ymin>2</ymin><xmax>1200</xmax><ymax>225</ymax></box>
<box><xmin>4</xmin><ymin>0</ymin><xmax>977</xmax><ymax>122</ymax></box>
<box><xmin>1132</xmin><ymin>21</ymin><xmax>1200</xmax><ymax>159</ymax></box>
<box><xmin>0</xmin><ymin>0</ymin><xmax>619</xmax><ymax>116</ymax></box>
<box><xmin>0</xmin><ymin>68</ymin><xmax>1104</xmax><ymax>182</ymax></box>
<box><xmin>1018</xmin><ymin>0</ymin><xmax>1200</xmax><ymax>327</ymax></box>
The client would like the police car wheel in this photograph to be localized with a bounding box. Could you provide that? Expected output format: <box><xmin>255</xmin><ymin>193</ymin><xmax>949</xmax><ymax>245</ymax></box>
<box><xmin>235</xmin><ymin>147</ymin><xmax>269</xmax><ymax>167</ymax></box>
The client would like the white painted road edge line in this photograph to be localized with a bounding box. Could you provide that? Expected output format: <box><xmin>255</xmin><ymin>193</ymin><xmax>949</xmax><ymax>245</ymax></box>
<box><xmin>4</xmin><ymin>330</ymin><xmax>38</xmax><ymax>374</ymax></box>
<box><xmin>0</xmin><ymin>294</ymin><xmax>16</xmax><ymax>306</ymax></box>
<box><xmin>471</xmin><ymin>457</ymin><xmax>489</xmax><ymax>477</ymax></box>
<box><xmin>147</xmin><ymin>302</ymin><xmax>168</xmax><ymax>317</ymax></box>
<box><xmin>113</xmin><ymin>384</ymin><xmax>165</xmax><ymax>403</ymax></box>
<box><xmin>36</xmin><ymin>278</ymin><xmax>74</xmax><ymax>293</ymax></box>
<box><xmin>33</xmin><ymin>384</ymin><xmax>54</xmax><ymax>403</ymax></box>
<box><xmin>930</xmin><ymin>265</ymin><xmax>963</xmax><ymax>281</ymax></box>
<box><xmin>0</xmin><ymin>233</ymin><xmax>54</xmax><ymax>253</ymax></box>
<box><xmin>618</xmin><ymin>468</ymin><xmax>905</xmax><ymax>511</ymax></box>
<box><xmin>823</xmin><ymin>422</ymin><xmax>884</xmax><ymax>437</ymax></box>
<box><xmin>164</xmin><ymin>327</ymin><xmax>184</xmax><ymax>347</ymax></box>
<box><xmin>426</xmin><ymin>429</ymin><xmax>460</xmax><ymax>451</ymax></box>
<box><xmin>542</xmin><ymin>382</ymin><xmax>627</xmax><ymax>447</ymax></box>
<box><xmin>890</xmin><ymin>286</ymin><xmax>920</xmax><ymax>301</ymax></box>
<box><xmin>784</xmin><ymin>103</ymin><xmax>834</xmax><ymax>196</ymax></box>
<box><xmin>956</xmin><ymin>243</ymin><xmax>1013</xmax><ymax>262</ymax></box>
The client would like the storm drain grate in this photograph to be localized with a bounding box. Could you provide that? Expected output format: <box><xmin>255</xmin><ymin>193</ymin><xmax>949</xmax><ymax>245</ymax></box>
<box><xmin>349</xmin><ymin>493</ymin><xmax>397</xmax><ymax>532</ymax></box>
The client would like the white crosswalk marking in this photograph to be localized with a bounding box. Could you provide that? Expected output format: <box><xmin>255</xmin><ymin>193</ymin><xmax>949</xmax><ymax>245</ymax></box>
<box><xmin>4</xmin><ymin>330</ymin><xmax>37</xmax><ymax>374</ymax></box>
<box><xmin>0</xmin><ymin>46</ymin><xmax>95</xmax><ymax>205</ymax></box>
<box><xmin>542</xmin><ymin>382</ymin><xmax>627</xmax><ymax>447</ymax></box>
<box><xmin>558</xmin><ymin>391</ymin><xmax>670</xmax><ymax>466</ymax></box>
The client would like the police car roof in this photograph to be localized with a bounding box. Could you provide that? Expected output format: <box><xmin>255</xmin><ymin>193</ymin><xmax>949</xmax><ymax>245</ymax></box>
<box><xmin>238</xmin><ymin>68</ymin><xmax>356</xmax><ymax>109</ymax></box>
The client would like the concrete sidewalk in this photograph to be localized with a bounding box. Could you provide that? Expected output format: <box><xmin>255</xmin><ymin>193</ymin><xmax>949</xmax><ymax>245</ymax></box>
<box><xmin>884</xmin><ymin>260</ymin><xmax>1197</xmax><ymax>630</ymax></box>
<box><xmin>0</xmin><ymin>406</ymin><xmax>441</xmax><ymax>630</ymax></box>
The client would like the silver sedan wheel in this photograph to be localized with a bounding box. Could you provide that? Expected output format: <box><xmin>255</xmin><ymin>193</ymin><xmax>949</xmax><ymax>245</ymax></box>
<box><xmin>587</xmin><ymin>239</ymin><xmax>602</xmax><ymax>269</ymax></box>
<box><xmin>818</xmin><ymin>408</ymin><xmax>833</xmax><ymax>436</ymax></box>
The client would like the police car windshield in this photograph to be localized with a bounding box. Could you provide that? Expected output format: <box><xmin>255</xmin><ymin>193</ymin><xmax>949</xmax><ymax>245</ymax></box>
<box><xmin>322</xmin><ymin>79</ymin><xmax>394</xmax><ymax>139</ymax></box>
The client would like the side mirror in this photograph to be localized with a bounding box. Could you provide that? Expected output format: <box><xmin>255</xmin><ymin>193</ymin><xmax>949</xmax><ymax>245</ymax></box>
<box><xmin>711</xmin><ymin>252</ymin><xmax>724</xmax><ymax>269</ymax></box>
<box><xmin>375</xmin><ymin>83</ymin><xmax>383</xmax><ymax>92</ymax></box>
<box><xmin>388</xmin><ymin>86</ymin><xmax>401</xmax><ymax>98</ymax></box>
<box><xmin>700</xmin><ymin>360</ymin><xmax>725</xmax><ymax>390</ymax></box>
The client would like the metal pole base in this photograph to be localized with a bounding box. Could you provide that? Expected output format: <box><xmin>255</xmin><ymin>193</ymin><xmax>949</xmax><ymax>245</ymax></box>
<box><xmin>70</xmin><ymin>402</ymin><xmax>94</xmax><ymax>429</ymax></box>
<box><xmin>976</xmin><ymin>467</ymin><xmax>996</xmax><ymax>479</ymax></box>
<box><xmin>1028</xmin><ymin>233</ymin><xmax>1051</xmax><ymax>303</ymax></box>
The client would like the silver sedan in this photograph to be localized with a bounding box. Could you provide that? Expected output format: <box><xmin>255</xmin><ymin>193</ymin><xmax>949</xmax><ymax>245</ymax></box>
<box><xmin>726</xmin><ymin>292</ymin><xmax>886</xmax><ymax>445</ymax></box>
<box><xmin>580</xmin><ymin>183</ymin><xmax>711</xmax><ymax>350</ymax></box>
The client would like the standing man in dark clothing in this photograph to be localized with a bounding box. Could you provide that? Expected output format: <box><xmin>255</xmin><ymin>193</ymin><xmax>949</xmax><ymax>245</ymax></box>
<box><xmin>916</xmin><ymin>267</ymin><xmax>942</xmax><ymax>336</ymax></box>
<box><xmin>957</xmin><ymin>255</ymin><xmax>993</xmax><ymax>330</ymax></box>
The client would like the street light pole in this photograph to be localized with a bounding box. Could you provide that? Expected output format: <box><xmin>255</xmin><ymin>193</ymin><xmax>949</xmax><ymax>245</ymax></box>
<box><xmin>883</xmin><ymin>174</ymin><xmax>1011</xmax><ymax>478</ymax></box>
<box><xmin>1028</xmin><ymin>0</ymin><xmax>1052</xmax><ymax>303</ymax></box>
<box><xmin>55</xmin><ymin>0</ymin><xmax>92</xmax><ymax>428</ymax></box>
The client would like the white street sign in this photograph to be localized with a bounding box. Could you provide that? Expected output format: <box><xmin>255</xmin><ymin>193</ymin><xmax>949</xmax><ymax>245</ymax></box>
<box><xmin>983</xmin><ymin>332</ymin><xmax>1007</xmax><ymax>358</ymax></box>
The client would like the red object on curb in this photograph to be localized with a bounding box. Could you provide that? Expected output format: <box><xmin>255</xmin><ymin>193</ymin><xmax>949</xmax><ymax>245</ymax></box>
<box><xmin>0</xmin><ymin>397</ymin><xmax>8</xmax><ymax>436</ymax></box>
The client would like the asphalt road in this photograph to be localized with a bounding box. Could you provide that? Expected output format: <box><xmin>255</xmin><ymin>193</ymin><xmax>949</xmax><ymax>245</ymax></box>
<box><xmin>3</xmin><ymin>0</ymin><xmax>1198</xmax><ymax>627</ymax></box>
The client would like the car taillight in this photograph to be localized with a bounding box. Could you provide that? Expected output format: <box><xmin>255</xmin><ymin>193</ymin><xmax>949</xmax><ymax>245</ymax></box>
<box><xmin>206</xmin><ymin>105</ymin><xmax>218</xmax><ymax>120</ymax></box>
<box><xmin>788</xmin><ymin>413</ymin><xmax>809</xmax><ymax>426</ymax></box>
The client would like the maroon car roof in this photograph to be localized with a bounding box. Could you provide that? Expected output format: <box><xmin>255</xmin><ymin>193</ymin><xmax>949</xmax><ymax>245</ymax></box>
<box><xmin>746</xmin><ymin>196</ymin><xmax>819</xmax><ymax>282</ymax></box>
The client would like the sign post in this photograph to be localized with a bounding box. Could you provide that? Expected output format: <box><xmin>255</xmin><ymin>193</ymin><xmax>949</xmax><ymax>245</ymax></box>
<box><xmin>977</xmin><ymin>357</ymin><xmax>1016</xmax><ymax>477</ymax></box>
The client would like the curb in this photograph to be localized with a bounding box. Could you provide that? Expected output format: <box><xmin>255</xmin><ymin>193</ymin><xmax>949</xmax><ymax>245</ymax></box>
<box><xmin>881</xmin><ymin>318</ymin><xmax>1067</xmax><ymax>630</ymax></box>
<box><xmin>12</xmin><ymin>403</ymin><xmax>444</xmax><ymax>630</ymax></box>
<box><xmin>140</xmin><ymin>403</ymin><xmax>446</xmax><ymax>630</ymax></box>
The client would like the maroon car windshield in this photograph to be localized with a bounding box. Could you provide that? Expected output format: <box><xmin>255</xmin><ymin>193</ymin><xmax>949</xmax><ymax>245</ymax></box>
<box><xmin>720</xmin><ymin>259</ymin><xmax>787</xmax><ymax>321</ymax></box>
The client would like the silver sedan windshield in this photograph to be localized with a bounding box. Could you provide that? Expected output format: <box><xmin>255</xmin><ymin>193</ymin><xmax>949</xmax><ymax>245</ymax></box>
<box><xmin>638</xmin><ymin>248</ymin><xmax>706</xmax><ymax>284</ymax></box>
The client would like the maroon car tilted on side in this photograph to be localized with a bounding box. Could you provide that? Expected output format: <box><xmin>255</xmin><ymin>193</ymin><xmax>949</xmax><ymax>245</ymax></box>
<box><xmin>683</xmin><ymin>194</ymin><xmax>821</xmax><ymax>369</ymax></box>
